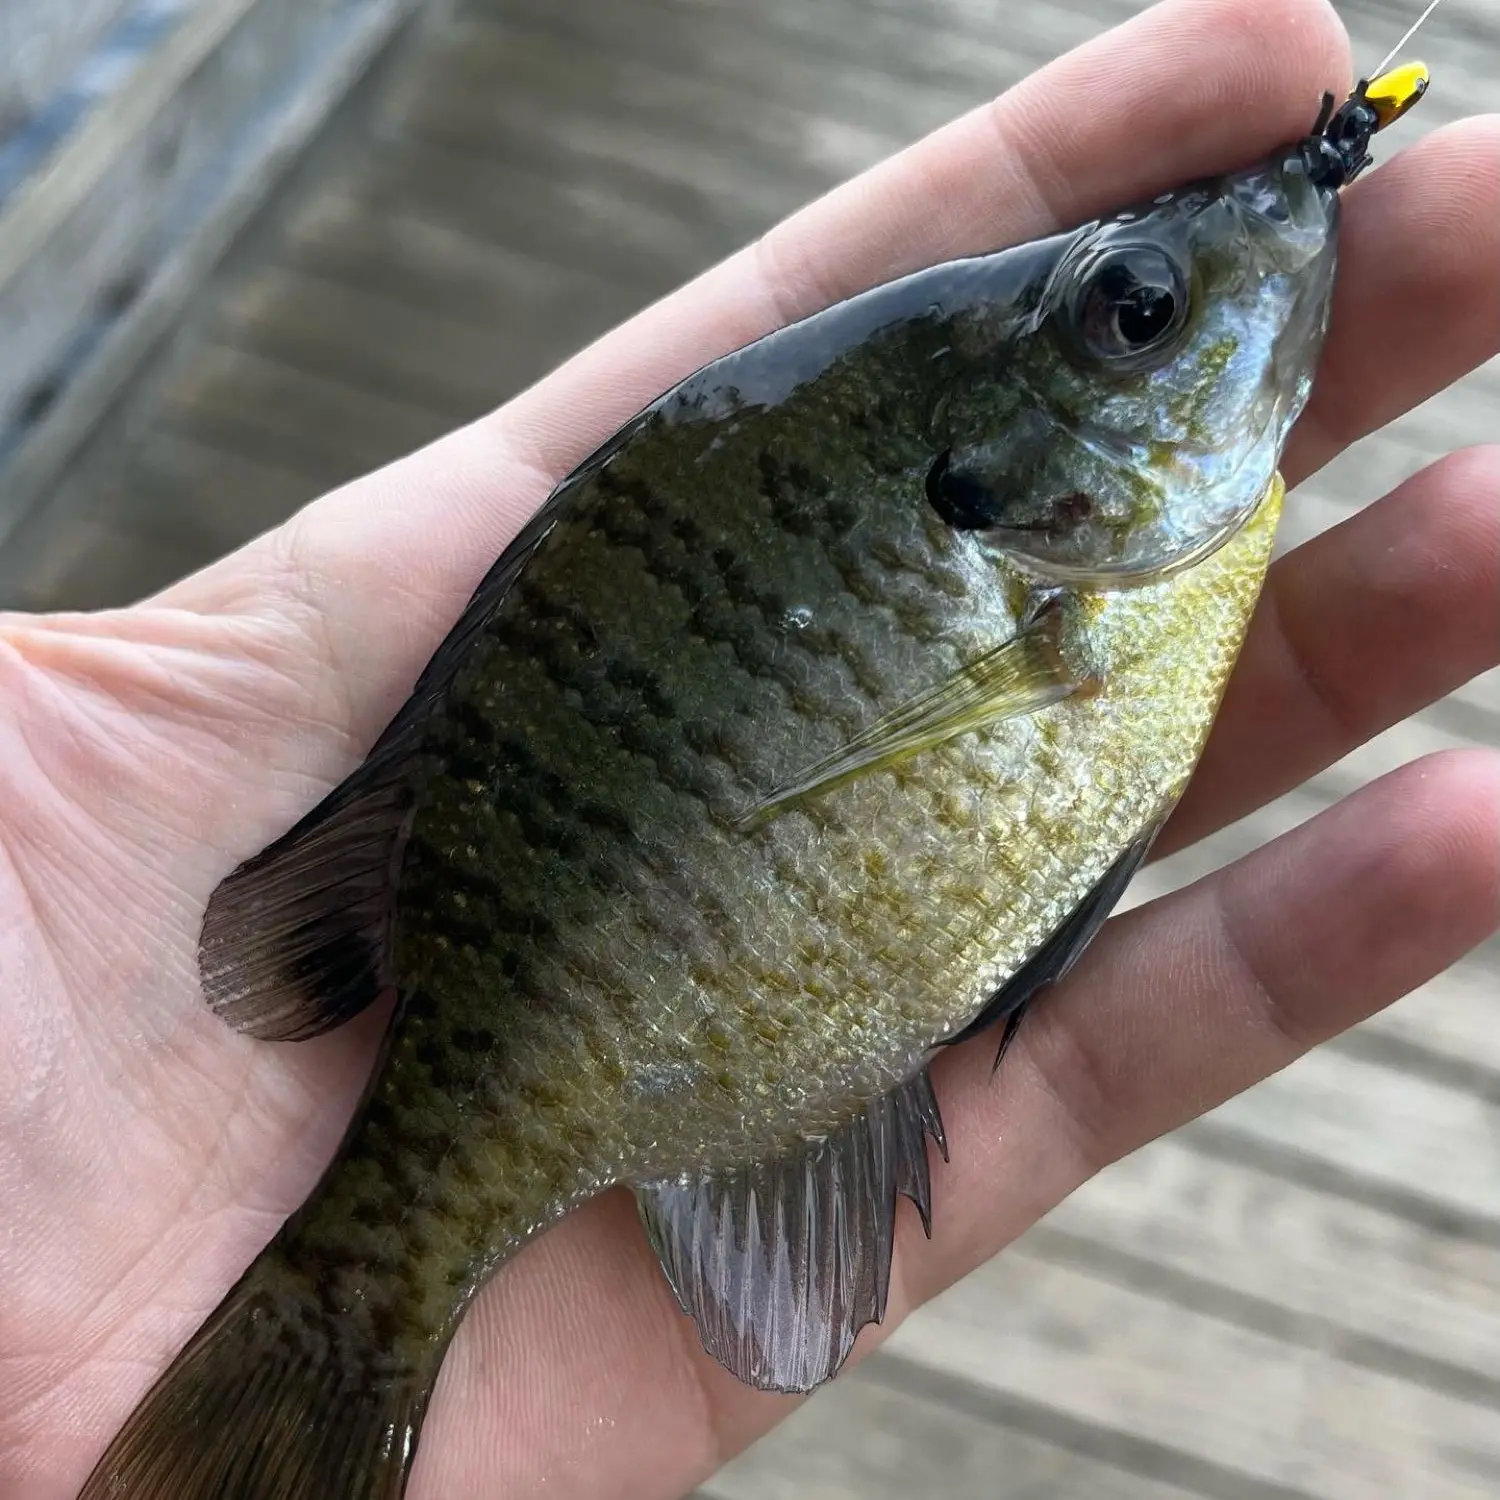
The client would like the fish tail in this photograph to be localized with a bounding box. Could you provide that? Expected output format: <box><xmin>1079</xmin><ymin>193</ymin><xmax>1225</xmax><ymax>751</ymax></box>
<box><xmin>78</xmin><ymin>1249</ymin><xmax>435</xmax><ymax>1500</ymax></box>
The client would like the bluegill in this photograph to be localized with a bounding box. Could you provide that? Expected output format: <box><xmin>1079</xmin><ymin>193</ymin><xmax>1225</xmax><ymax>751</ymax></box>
<box><xmin>80</xmin><ymin>71</ymin><xmax>1426</xmax><ymax>1500</ymax></box>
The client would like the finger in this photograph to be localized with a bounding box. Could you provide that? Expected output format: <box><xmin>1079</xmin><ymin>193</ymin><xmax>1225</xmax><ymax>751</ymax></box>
<box><xmin>491</xmin><ymin>0</ymin><xmax>1350</xmax><ymax>483</ymax></box>
<box><xmin>776</xmin><ymin>749</ymin><xmax>1499</xmax><ymax>1430</ymax></box>
<box><xmin>1157</xmin><ymin>445</ymin><xmax>1500</xmax><ymax>857</ymax></box>
<box><xmin>893</xmin><ymin>749</ymin><xmax>1500</xmax><ymax>1313</ymax></box>
<box><xmin>1283</xmin><ymin>116</ymin><xmax>1500</xmax><ymax>485</ymax></box>
<box><xmin>157</xmin><ymin>0</ymin><xmax>1352</xmax><ymax>772</ymax></box>
<box><xmin>407</xmin><ymin>749</ymin><xmax>1500</xmax><ymax>1500</ymax></box>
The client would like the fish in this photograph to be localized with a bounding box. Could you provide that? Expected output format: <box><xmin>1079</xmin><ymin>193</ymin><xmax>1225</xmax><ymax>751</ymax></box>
<box><xmin>79</xmin><ymin>63</ymin><xmax>1430</xmax><ymax>1500</ymax></box>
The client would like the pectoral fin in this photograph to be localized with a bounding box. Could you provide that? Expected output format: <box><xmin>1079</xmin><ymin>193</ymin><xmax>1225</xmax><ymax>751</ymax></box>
<box><xmin>736</xmin><ymin>602</ymin><xmax>1083</xmax><ymax>830</ymax></box>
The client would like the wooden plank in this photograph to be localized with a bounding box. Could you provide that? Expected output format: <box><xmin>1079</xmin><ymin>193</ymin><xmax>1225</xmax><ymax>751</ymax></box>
<box><xmin>113</xmin><ymin>429</ymin><xmax>328</xmax><ymax>551</ymax></box>
<box><xmin>1042</xmin><ymin>1136</ymin><xmax>1500</xmax><ymax>1398</ymax></box>
<box><xmin>888</xmin><ymin>1250</ymin><xmax>1500</xmax><ymax>1500</ymax></box>
<box><xmin>281</xmin><ymin>140</ymin><xmax>763</xmax><ymax>299</ymax></box>
<box><xmin>461</xmin><ymin>0</ymin><xmax>1496</xmax><ymax>165</ymax></box>
<box><xmin>451</xmin><ymin>2</ymin><xmax>1025</xmax><ymax>153</ymax></box>
<box><xmin>0</xmin><ymin>0</ymin><xmax>421</xmax><ymax>549</ymax></box>
<box><xmin>0</xmin><ymin>419</ymin><xmax>333</xmax><ymax>611</ymax></box>
<box><xmin>0</xmin><ymin>0</ymin><xmax>132</xmax><ymax>137</ymax></box>
<box><xmin>214</xmin><ymin>263</ymin><xmax>603</xmax><ymax>418</ymax></box>
<box><xmin>277</xmin><ymin>184</ymin><xmax>640</xmax><ymax>328</ymax></box>
<box><xmin>0</xmin><ymin>431</ymin><xmax>338</xmax><ymax>614</ymax></box>
<box><xmin>700</xmin><ymin>1358</ymin><xmax>1208</xmax><ymax>1500</ymax></box>
<box><xmin>475</xmin><ymin>0</ymin><xmax>1098</xmax><ymax>94</ymax></box>
<box><xmin>156</xmin><ymin>341</ymin><xmax>450</xmax><ymax>479</ymax></box>
<box><xmin>2</xmin><ymin>0</ymin><xmax>334</xmax><ymax>427</ymax></box>
<box><xmin>1191</xmin><ymin>1045</ymin><xmax>1500</xmax><ymax>1234</ymax></box>
<box><xmin>384</xmin><ymin>22</ymin><xmax>839</xmax><ymax>217</ymax></box>
<box><xmin>0</xmin><ymin>512</ymin><xmax>204</xmax><ymax>613</ymax></box>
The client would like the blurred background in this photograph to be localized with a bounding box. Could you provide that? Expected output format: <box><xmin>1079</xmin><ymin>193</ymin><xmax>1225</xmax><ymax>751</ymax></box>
<box><xmin>1</xmin><ymin>0</ymin><xmax>1497</xmax><ymax>1495</ymax></box>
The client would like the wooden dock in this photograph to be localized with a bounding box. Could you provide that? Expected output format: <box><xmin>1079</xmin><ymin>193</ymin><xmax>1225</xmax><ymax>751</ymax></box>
<box><xmin>1</xmin><ymin>0</ymin><xmax>1496</xmax><ymax>1495</ymax></box>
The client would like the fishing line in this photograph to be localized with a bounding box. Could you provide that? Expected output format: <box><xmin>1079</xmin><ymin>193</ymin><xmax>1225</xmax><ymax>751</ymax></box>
<box><xmin>1373</xmin><ymin>0</ymin><xmax>1447</xmax><ymax>80</ymax></box>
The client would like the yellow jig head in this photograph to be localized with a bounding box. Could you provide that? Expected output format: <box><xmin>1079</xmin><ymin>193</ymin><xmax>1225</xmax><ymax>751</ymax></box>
<box><xmin>1364</xmin><ymin>62</ymin><xmax>1432</xmax><ymax>129</ymax></box>
<box><xmin>1303</xmin><ymin>0</ymin><xmax>1443</xmax><ymax>187</ymax></box>
<box><xmin>1304</xmin><ymin>61</ymin><xmax>1431</xmax><ymax>188</ymax></box>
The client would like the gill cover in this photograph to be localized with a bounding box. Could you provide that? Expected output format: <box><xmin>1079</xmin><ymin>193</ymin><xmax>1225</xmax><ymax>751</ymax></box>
<box><xmin>929</xmin><ymin>149</ymin><xmax>1338</xmax><ymax>583</ymax></box>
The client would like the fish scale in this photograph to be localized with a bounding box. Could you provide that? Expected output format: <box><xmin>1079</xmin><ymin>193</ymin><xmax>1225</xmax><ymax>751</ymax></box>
<box><xmin>80</xmin><ymin>52</ymin><xmax>1444</xmax><ymax>1488</ymax></box>
<box><xmin>363</xmin><ymin>449</ymin><xmax>1282</xmax><ymax>1201</ymax></box>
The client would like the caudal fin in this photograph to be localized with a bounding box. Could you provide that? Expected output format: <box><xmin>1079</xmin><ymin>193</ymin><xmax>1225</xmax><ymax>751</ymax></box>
<box><xmin>78</xmin><ymin>1255</ymin><xmax>433</xmax><ymax>1500</ymax></box>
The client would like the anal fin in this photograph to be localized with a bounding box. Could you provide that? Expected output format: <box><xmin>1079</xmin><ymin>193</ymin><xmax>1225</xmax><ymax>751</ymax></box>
<box><xmin>637</xmin><ymin>1070</ymin><xmax>946</xmax><ymax>1393</ymax></box>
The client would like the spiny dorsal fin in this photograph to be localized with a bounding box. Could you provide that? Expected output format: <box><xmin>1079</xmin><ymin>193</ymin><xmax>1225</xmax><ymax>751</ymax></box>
<box><xmin>637</xmin><ymin>1069</ymin><xmax>946</xmax><ymax>1393</ymax></box>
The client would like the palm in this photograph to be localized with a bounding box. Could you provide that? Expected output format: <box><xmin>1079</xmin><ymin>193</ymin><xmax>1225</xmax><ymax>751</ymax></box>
<box><xmin>2</xmin><ymin>1</ymin><xmax>1497</xmax><ymax>1497</ymax></box>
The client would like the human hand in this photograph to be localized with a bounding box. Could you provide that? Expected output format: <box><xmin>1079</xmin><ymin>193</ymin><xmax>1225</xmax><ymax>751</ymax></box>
<box><xmin>2</xmin><ymin>0</ymin><xmax>1497</xmax><ymax>1495</ymax></box>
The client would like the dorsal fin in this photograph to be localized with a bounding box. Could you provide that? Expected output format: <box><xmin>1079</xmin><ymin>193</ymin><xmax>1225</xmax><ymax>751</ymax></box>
<box><xmin>199</xmin><ymin>412</ymin><xmax>658</xmax><ymax>1040</ymax></box>
<box><xmin>197</xmin><ymin>481</ymin><xmax>590</xmax><ymax>1039</ymax></box>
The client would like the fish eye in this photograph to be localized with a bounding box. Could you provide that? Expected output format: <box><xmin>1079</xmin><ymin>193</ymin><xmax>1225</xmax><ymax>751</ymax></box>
<box><xmin>1067</xmin><ymin>245</ymin><xmax>1188</xmax><ymax>367</ymax></box>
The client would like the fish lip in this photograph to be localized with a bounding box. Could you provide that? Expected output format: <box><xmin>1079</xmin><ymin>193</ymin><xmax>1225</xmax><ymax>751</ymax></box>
<box><xmin>1230</xmin><ymin>150</ymin><xmax>1338</xmax><ymax>228</ymax></box>
<box><xmin>992</xmin><ymin>524</ymin><xmax>1238</xmax><ymax>589</ymax></box>
<box><xmin>1226</xmin><ymin>155</ymin><xmax>1338</xmax><ymax>273</ymax></box>
<box><xmin>982</xmin><ymin>407</ymin><xmax>1281</xmax><ymax>590</ymax></box>
<box><xmin>990</xmin><ymin>465</ymin><xmax>1273</xmax><ymax>588</ymax></box>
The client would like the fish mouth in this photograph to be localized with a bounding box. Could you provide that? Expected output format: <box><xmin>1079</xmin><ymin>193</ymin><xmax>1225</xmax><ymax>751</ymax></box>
<box><xmin>1224</xmin><ymin>152</ymin><xmax>1338</xmax><ymax>254</ymax></box>
<box><xmin>985</xmin><ymin>398</ymin><xmax>1283</xmax><ymax>590</ymax></box>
